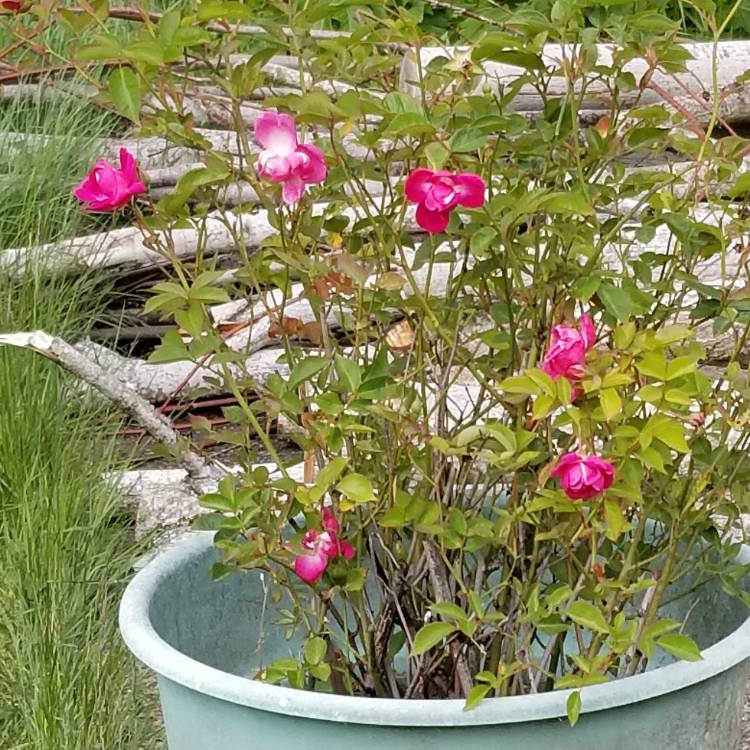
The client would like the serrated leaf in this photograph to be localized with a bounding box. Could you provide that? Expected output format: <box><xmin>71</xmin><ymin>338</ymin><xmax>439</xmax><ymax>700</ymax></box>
<box><xmin>411</xmin><ymin>621</ymin><xmax>457</xmax><ymax>656</ymax></box>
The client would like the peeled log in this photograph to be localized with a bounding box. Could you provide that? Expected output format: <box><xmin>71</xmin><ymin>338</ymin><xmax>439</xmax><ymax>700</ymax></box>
<box><xmin>2</xmin><ymin>203</ymin><xmax>419</xmax><ymax>275</ymax></box>
<box><xmin>400</xmin><ymin>41</ymin><xmax>750</xmax><ymax>127</ymax></box>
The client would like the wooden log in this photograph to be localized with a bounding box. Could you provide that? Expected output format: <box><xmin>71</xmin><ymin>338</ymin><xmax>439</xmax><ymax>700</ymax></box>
<box><xmin>400</xmin><ymin>41</ymin><xmax>750</xmax><ymax>127</ymax></box>
<box><xmin>114</xmin><ymin>461</ymin><xmax>306</xmax><ymax>538</ymax></box>
<box><xmin>2</xmin><ymin>203</ymin><xmax>419</xmax><ymax>275</ymax></box>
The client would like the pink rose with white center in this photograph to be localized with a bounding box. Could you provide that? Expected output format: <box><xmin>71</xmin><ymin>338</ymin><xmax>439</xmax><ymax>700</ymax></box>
<box><xmin>404</xmin><ymin>167</ymin><xmax>485</xmax><ymax>233</ymax></box>
<box><xmin>551</xmin><ymin>452</ymin><xmax>615</xmax><ymax>501</ymax></box>
<box><xmin>541</xmin><ymin>314</ymin><xmax>596</xmax><ymax>382</ymax></box>
<box><xmin>253</xmin><ymin>111</ymin><xmax>327</xmax><ymax>204</ymax></box>
<box><xmin>73</xmin><ymin>148</ymin><xmax>146</xmax><ymax>212</ymax></box>
<box><xmin>294</xmin><ymin>508</ymin><xmax>355</xmax><ymax>585</ymax></box>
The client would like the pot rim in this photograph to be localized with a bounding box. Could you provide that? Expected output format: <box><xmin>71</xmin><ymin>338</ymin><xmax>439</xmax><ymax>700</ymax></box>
<box><xmin>119</xmin><ymin>531</ymin><xmax>750</xmax><ymax>727</ymax></box>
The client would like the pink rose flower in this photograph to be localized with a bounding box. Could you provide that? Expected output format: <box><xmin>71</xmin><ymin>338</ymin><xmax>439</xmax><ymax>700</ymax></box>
<box><xmin>551</xmin><ymin>452</ymin><xmax>615</xmax><ymax>501</ymax></box>
<box><xmin>294</xmin><ymin>508</ymin><xmax>354</xmax><ymax>584</ymax></box>
<box><xmin>253</xmin><ymin>111</ymin><xmax>327</xmax><ymax>204</ymax></box>
<box><xmin>73</xmin><ymin>148</ymin><xmax>146</xmax><ymax>212</ymax></box>
<box><xmin>541</xmin><ymin>314</ymin><xmax>596</xmax><ymax>381</ymax></box>
<box><xmin>404</xmin><ymin>168</ymin><xmax>485</xmax><ymax>233</ymax></box>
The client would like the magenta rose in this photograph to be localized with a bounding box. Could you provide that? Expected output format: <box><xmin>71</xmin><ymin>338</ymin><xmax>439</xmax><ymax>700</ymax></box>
<box><xmin>551</xmin><ymin>452</ymin><xmax>615</xmax><ymax>501</ymax></box>
<box><xmin>541</xmin><ymin>313</ymin><xmax>596</xmax><ymax>381</ymax></box>
<box><xmin>404</xmin><ymin>167</ymin><xmax>485</xmax><ymax>233</ymax></box>
<box><xmin>253</xmin><ymin>111</ymin><xmax>327</xmax><ymax>204</ymax></box>
<box><xmin>294</xmin><ymin>508</ymin><xmax>355</xmax><ymax>584</ymax></box>
<box><xmin>73</xmin><ymin>148</ymin><xmax>146</xmax><ymax>212</ymax></box>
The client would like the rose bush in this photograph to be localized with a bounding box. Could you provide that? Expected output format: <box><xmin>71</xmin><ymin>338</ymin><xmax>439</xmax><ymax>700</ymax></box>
<box><xmin>11</xmin><ymin>0</ymin><xmax>750</xmax><ymax>723</ymax></box>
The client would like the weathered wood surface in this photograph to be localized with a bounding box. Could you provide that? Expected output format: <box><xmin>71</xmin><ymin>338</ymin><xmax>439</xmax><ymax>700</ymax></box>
<box><xmin>400</xmin><ymin>41</ymin><xmax>750</xmax><ymax>127</ymax></box>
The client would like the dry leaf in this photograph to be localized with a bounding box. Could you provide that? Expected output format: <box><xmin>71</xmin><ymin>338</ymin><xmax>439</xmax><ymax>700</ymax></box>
<box><xmin>386</xmin><ymin>319</ymin><xmax>415</xmax><ymax>351</ymax></box>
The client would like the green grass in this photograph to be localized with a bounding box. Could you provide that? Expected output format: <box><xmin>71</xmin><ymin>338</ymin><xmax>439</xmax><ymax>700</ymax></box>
<box><xmin>0</xmin><ymin>96</ymin><xmax>164</xmax><ymax>749</ymax></box>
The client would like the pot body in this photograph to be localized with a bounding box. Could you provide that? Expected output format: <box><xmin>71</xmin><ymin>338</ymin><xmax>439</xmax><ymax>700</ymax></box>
<box><xmin>121</xmin><ymin>533</ymin><xmax>750</xmax><ymax>750</ymax></box>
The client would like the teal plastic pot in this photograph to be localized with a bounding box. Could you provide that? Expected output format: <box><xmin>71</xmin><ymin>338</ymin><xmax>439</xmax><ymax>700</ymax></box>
<box><xmin>120</xmin><ymin>532</ymin><xmax>750</xmax><ymax>750</ymax></box>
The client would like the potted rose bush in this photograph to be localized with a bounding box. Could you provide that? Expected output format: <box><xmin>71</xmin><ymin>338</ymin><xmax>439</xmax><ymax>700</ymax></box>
<box><xmin>9</xmin><ymin>1</ymin><xmax>750</xmax><ymax>747</ymax></box>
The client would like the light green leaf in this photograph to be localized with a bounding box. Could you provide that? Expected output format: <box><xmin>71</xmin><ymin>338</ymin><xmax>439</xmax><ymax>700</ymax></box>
<box><xmin>336</xmin><ymin>473</ymin><xmax>375</xmax><ymax>503</ymax></box>
<box><xmin>464</xmin><ymin>684</ymin><xmax>492</xmax><ymax>711</ymax></box>
<box><xmin>304</xmin><ymin>636</ymin><xmax>327</xmax><ymax>666</ymax></box>
<box><xmin>315</xmin><ymin>456</ymin><xmax>349</xmax><ymax>490</ymax></box>
<box><xmin>566</xmin><ymin>601</ymin><xmax>610</xmax><ymax>634</ymax></box>
<box><xmin>657</xmin><ymin>633</ymin><xmax>702</xmax><ymax>662</ymax></box>
<box><xmin>411</xmin><ymin>621</ymin><xmax>457</xmax><ymax>656</ymax></box>
<box><xmin>567</xmin><ymin>690</ymin><xmax>582</xmax><ymax>727</ymax></box>
<box><xmin>599</xmin><ymin>388</ymin><xmax>622</xmax><ymax>420</ymax></box>
<box><xmin>108</xmin><ymin>67</ymin><xmax>141</xmax><ymax>123</ymax></box>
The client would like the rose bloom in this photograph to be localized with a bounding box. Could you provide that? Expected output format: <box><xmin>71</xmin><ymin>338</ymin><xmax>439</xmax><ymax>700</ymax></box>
<box><xmin>551</xmin><ymin>452</ymin><xmax>615</xmax><ymax>501</ymax></box>
<box><xmin>254</xmin><ymin>111</ymin><xmax>327</xmax><ymax>204</ymax></box>
<box><xmin>404</xmin><ymin>168</ymin><xmax>485</xmax><ymax>233</ymax></box>
<box><xmin>73</xmin><ymin>148</ymin><xmax>146</xmax><ymax>212</ymax></box>
<box><xmin>294</xmin><ymin>508</ymin><xmax>354</xmax><ymax>584</ymax></box>
<box><xmin>541</xmin><ymin>313</ymin><xmax>596</xmax><ymax>381</ymax></box>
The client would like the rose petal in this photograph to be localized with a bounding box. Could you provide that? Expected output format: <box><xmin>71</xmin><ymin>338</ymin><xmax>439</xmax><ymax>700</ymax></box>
<box><xmin>404</xmin><ymin>168</ymin><xmax>436</xmax><ymax>203</ymax></box>
<box><xmin>281</xmin><ymin>175</ymin><xmax>306</xmax><ymax>204</ymax></box>
<box><xmin>254</xmin><ymin>111</ymin><xmax>298</xmax><ymax>157</ymax></box>
<box><xmin>415</xmin><ymin>202</ymin><xmax>450</xmax><ymax>233</ymax></box>
<box><xmin>294</xmin><ymin>550</ymin><xmax>329</xmax><ymax>584</ymax></box>
<box><xmin>454</xmin><ymin>173</ymin><xmax>486</xmax><ymax>208</ymax></box>
<box><xmin>295</xmin><ymin>144</ymin><xmax>327</xmax><ymax>184</ymax></box>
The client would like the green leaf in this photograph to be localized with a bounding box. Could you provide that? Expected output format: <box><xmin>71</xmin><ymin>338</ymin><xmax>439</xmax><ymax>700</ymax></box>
<box><xmin>335</xmin><ymin>355</ymin><xmax>361</xmax><ymax>393</ymax></box>
<box><xmin>566</xmin><ymin>601</ymin><xmax>610</xmax><ymax>634</ymax></box>
<box><xmin>657</xmin><ymin>633</ymin><xmax>702</xmax><ymax>662</ymax></box>
<box><xmin>304</xmin><ymin>636</ymin><xmax>327</xmax><ymax>666</ymax></box>
<box><xmin>729</xmin><ymin>172</ymin><xmax>750</xmax><ymax>198</ymax></box>
<box><xmin>598</xmin><ymin>283</ymin><xmax>635</xmax><ymax>322</ymax></box>
<box><xmin>431</xmin><ymin>602</ymin><xmax>468</xmax><ymax>621</ymax></box>
<box><xmin>649</xmin><ymin>417</ymin><xmax>689</xmax><ymax>453</ymax></box>
<box><xmin>567</xmin><ymin>690</ymin><xmax>582</xmax><ymax>727</ymax></box>
<box><xmin>541</xmin><ymin>191</ymin><xmax>594</xmax><ymax>216</ymax></box>
<box><xmin>386</xmin><ymin>113</ymin><xmax>434</xmax><ymax>137</ymax></box>
<box><xmin>108</xmin><ymin>67</ymin><xmax>141</xmax><ymax>123</ymax></box>
<box><xmin>288</xmin><ymin>357</ymin><xmax>329</xmax><ymax>389</ymax></box>
<box><xmin>411</xmin><ymin>621</ymin><xmax>457</xmax><ymax>656</ymax></box>
<box><xmin>450</xmin><ymin>127</ymin><xmax>486</xmax><ymax>153</ymax></box>
<box><xmin>464</xmin><ymin>684</ymin><xmax>492</xmax><ymax>711</ymax></box>
<box><xmin>315</xmin><ymin>456</ymin><xmax>349</xmax><ymax>490</ymax></box>
<box><xmin>336</xmin><ymin>473</ymin><xmax>375</xmax><ymax>503</ymax></box>
<box><xmin>603</xmin><ymin>498</ymin><xmax>624</xmax><ymax>541</ymax></box>
<box><xmin>425</xmin><ymin>142</ymin><xmax>450</xmax><ymax>170</ymax></box>
<box><xmin>666</xmin><ymin>356</ymin><xmax>698</xmax><ymax>381</ymax></box>
<box><xmin>197</xmin><ymin>1</ymin><xmax>254</xmax><ymax>22</ymax></box>
<box><xmin>599</xmin><ymin>388</ymin><xmax>622</xmax><ymax>420</ymax></box>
